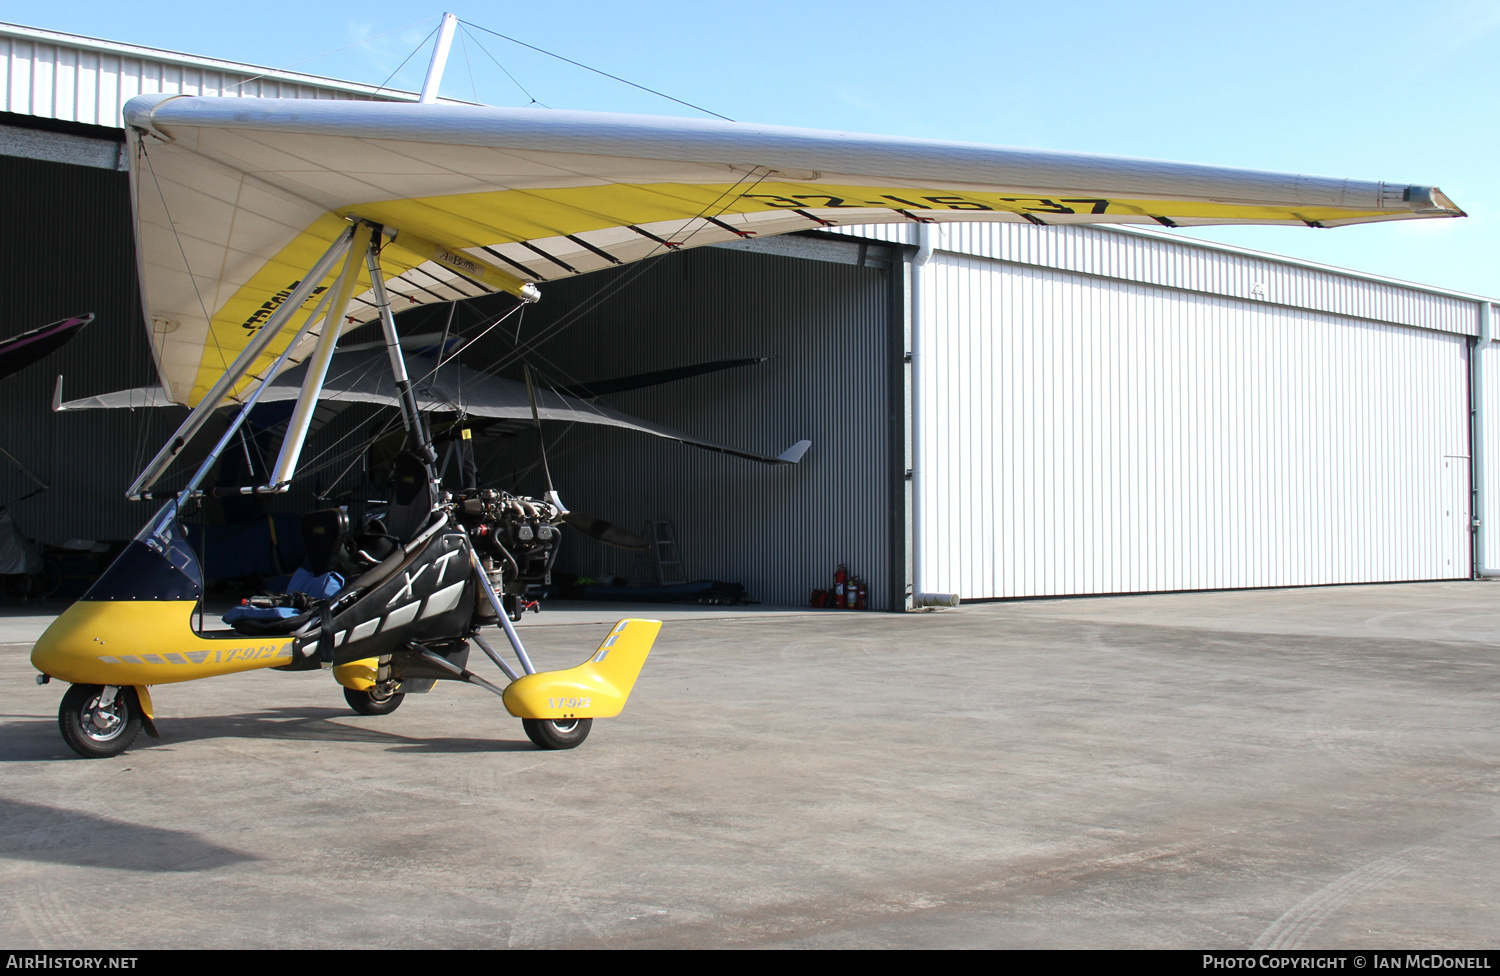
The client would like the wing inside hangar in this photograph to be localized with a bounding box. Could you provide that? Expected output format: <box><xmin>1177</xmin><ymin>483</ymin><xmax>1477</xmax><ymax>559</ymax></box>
<box><xmin>123</xmin><ymin>94</ymin><xmax>1464</xmax><ymax>409</ymax></box>
<box><xmin>58</xmin><ymin>349</ymin><xmax>809</xmax><ymax>466</ymax></box>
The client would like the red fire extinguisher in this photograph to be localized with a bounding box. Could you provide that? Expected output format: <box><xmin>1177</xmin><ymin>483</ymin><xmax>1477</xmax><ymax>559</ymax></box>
<box><xmin>853</xmin><ymin>576</ymin><xmax>868</xmax><ymax>610</ymax></box>
<box><xmin>833</xmin><ymin>564</ymin><xmax>848</xmax><ymax>609</ymax></box>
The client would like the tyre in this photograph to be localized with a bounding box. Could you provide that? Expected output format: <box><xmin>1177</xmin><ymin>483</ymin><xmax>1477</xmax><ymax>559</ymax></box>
<box><xmin>343</xmin><ymin>686</ymin><xmax>405</xmax><ymax>716</ymax></box>
<box><xmin>522</xmin><ymin>717</ymin><xmax>592</xmax><ymax>750</ymax></box>
<box><xmin>59</xmin><ymin>684</ymin><xmax>143</xmax><ymax>759</ymax></box>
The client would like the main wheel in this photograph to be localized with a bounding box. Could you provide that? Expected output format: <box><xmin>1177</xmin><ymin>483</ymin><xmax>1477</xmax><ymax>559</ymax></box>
<box><xmin>59</xmin><ymin>684</ymin><xmax>143</xmax><ymax>759</ymax></box>
<box><xmin>522</xmin><ymin>717</ymin><xmax>593</xmax><ymax>750</ymax></box>
<box><xmin>344</xmin><ymin>686</ymin><xmax>405</xmax><ymax>716</ymax></box>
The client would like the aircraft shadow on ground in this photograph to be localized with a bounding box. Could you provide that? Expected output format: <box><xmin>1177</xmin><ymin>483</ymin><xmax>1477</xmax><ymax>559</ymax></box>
<box><xmin>1</xmin><ymin>706</ymin><xmax>538</xmax><ymax>759</ymax></box>
<box><xmin>0</xmin><ymin>796</ymin><xmax>255</xmax><ymax>872</ymax></box>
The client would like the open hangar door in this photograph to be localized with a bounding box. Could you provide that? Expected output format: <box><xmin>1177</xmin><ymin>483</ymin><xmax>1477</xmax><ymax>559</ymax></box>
<box><xmin>0</xmin><ymin>151</ymin><xmax>183</xmax><ymax>548</ymax></box>
<box><xmin>419</xmin><ymin>233</ymin><xmax>906</xmax><ymax>611</ymax></box>
<box><xmin>0</xmin><ymin>166</ymin><xmax>908</xmax><ymax>609</ymax></box>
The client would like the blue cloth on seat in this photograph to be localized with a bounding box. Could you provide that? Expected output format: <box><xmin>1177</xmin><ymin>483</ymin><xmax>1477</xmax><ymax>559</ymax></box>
<box><xmin>221</xmin><ymin>569</ymin><xmax>344</xmax><ymax>630</ymax></box>
<box><xmin>223</xmin><ymin>604</ymin><xmax>302</xmax><ymax>626</ymax></box>
<box><xmin>287</xmin><ymin>568</ymin><xmax>343</xmax><ymax>599</ymax></box>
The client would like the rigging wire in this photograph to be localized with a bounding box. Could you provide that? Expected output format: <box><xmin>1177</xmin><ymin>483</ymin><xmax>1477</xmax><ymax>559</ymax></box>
<box><xmin>220</xmin><ymin>16</ymin><xmax>440</xmax><ymax>95</ymax></box>
<box><xmin>456</xmin><ymin>26</ymin><xmax>480</xmax><ymax>106</ymax></box>
<box><xmin>296</xmin><ymin>301</ymin><xmax>532</xmax><ymax>491</ymax></box>
<box><xmin>445</xmin><ymin>170</ymin><xmax>773</xmax><ymax>469</ymax></box>
<box><xmin>260</xmin><ymin>346</ymin><xmax>412</xmax><ymax>476</ymax></box>
<box><xmin>373</xmin><ymin>25</ymin><xmax>441</xmax><ymax>96</ymax></box>
<box><xmin>127</xmin><ymin>138</ymin><xmax>156</xmax><ymax>479</ymax></box>
<box><xmin>345</xmin><ymin>164</ymin><xmax>779</xmax><ymax>467</ymax></box>
<box><xmin>439</xmin><ymin>301</ymin><xmax>461</xmax><ymax>406</ymax></box>
<box><xmin>461</xmin><ymin>19</ymin><xmax>732</xmax><ymax>121</ymax></box>
<box><xmin>138</xmin><ymin>141</ymin><xmax>222</xmax><ymax>376</ymax></box>
<box><xmin>459</xmin><ymin>24</ymin><xmax>548</xmax><ymax>108</ymax></box>
<box><xmin>465</xmin><ymin>168</ymin><xmax>774</xmax><ymax>388</ymax></box>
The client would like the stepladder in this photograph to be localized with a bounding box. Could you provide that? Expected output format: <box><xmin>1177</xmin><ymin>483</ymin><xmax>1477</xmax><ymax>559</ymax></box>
<box><xmin>647</xmin><ymin>520</ymin><xmax>686</xmax><ymax>585</ymax></box>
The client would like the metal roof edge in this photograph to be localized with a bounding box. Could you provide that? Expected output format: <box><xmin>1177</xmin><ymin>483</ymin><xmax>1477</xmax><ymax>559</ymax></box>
<box><xmin>0</xmin><ymin>20</ymin><xmax>476</xmax><ymax>105</ymax></box>
<box><xmin>1096</xmin><ymin>222</ymin><xmax>1498</xmax><ymax>308</ymax></box>
<box><xmin>820</xmin><ymin>218</ymin><xmax>1496</xmax><ymax>309</ymax></box>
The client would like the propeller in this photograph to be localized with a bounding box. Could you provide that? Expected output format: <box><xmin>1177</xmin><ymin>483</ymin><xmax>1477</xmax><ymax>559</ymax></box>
<box><xmin>559</xmin><ymin>511</ymin><xmax>651</xmax><ymax>550</ymax></box>
<box><xmin>553</xmin><ymin>356</ymin><xmax>770</xmax><ymax>399</ymax></box>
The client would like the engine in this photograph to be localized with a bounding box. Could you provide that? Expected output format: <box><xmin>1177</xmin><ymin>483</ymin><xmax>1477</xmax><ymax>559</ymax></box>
<box><xmin>453</xmin><ymin>489</ymin><xmax>563</xmax><ymax>620</ymax></box>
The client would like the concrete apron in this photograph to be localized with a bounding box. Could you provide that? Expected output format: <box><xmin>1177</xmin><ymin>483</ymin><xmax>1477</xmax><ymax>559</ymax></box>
<box><xmin>1</xmin><ymin>580</ymin><xmax>1497</xmax><ymax>948</ymax></box>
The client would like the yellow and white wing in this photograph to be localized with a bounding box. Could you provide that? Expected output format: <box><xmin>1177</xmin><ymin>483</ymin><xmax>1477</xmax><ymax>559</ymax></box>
<box><xmin>124</xmin><ymin>94</ymin><xmax>1464</xmax><ymax>408</ymax></box>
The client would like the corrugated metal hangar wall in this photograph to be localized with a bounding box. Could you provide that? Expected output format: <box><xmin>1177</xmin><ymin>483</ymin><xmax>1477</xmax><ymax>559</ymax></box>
<box><xmin>843</xmin><ymin>222</ymin><xmax>1491</xmax><ymax>602</ymax></box>
<box><xmin>0</xmin><ymin>21</ymin><xmax>423</xmax><ymax>129</ymax></box>
<box><xmin>0</xmin><ymin>151</ymin><xmax>181</xmax><ymax>544</ymax></box>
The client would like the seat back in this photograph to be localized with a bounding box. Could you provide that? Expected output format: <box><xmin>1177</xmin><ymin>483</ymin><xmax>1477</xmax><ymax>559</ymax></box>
<box><xmin>300</xmin><ymin>508</ymin><xmax>348</xmax><ymax>575</ymax></box>
<box><xmin>385</xmin><ymin>451</ymin><xmax>435</xmax><ymax>543</ymax></box>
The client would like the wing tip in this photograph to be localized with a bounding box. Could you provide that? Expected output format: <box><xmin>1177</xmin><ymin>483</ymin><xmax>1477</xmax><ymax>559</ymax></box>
<box><xmin>1405</xmin><ymin>185</ymin><xmax>1466</xmax><ymax>217</ymax></box>
<box><xmin>778</xmin><ymin>439</ymin><xmax>812</xmax><ymax>464</ymax></box>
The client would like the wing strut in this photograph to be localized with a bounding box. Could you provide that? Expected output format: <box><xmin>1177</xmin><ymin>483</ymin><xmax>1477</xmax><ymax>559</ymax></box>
<box><xmin>127</xmin><ymin>223</ymin><xmax>358</xmax><ymax>499</ymax></box>
<box><xmin>266</xmin><ymin>224</ymin><xmax>373</xmax><ymax>487</ymax></box>
<box><xmin>366</xmin><ymin>233</ymin><xmax>437</xmax><ymax>467</ymax></box>
<box><xmin>129</xmin><ymin>281</ymin><xmax>338</xmax><ymax>501</ymax></box>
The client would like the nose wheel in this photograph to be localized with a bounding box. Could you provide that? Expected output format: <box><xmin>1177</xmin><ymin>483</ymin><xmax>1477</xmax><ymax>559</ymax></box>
<box><xmin>58</xmin><ymin>684</ymin><xmax>143</xmax><ymax>759</ymax></box>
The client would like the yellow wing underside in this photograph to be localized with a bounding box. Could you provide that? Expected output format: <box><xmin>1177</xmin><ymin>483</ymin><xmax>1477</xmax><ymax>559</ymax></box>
<box><xmin>190</xmin><ymin>180</ymin><xmax>1404</xmax><ymax>407</ymax></box>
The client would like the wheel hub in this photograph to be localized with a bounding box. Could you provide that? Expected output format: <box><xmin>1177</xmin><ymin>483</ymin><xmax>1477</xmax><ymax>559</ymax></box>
<box><xmin>81</xmin><ymin>701</ymin><xmax>125</xmax><ymax>741</ymax></box>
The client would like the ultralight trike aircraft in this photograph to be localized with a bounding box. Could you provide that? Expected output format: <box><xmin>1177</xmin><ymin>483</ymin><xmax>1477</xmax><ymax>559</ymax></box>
<box><xmin>29</xmin><ymin>91</ymin><xmax>1464</xmax><ymax>757</ymax></box>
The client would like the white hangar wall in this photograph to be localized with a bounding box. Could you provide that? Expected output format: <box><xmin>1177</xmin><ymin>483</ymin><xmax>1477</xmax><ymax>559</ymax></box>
<box><xmin>0</xmin><ymin>22</ymin><xmax>443</xmax><ymax>174</ymax></box>
<box><xmin>0</xmin><ymin>21</ymin><xmax>429</xmax><ymax>130</ymax></box>
<box><xmin>837</xmin><ymin>222</ymin><xmax>1490</xmax><ymax>600</ymax></box>
<box><xmin>920</xmin><ymin>255</ymin><xmax>1470</xmax><ymax>597</ymax></box>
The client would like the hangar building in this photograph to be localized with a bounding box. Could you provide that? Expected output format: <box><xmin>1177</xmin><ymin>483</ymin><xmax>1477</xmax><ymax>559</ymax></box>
<box><xmin>1</xmin><ymin>21</ymin><xmax>1495</xmax><ymax>611</ymax></box>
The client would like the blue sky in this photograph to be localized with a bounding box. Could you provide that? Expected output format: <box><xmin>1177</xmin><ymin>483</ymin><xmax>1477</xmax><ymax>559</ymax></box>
<box><xmin>9</xmin><ymin>1</ymin><xmax>1497</xmax><ymax>296</ymax></box>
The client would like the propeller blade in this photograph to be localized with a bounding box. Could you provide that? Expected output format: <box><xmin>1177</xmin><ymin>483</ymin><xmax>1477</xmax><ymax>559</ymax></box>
<box><xmin>561</xmin><ymin>511</ymin><xmax>651</xmax><ymax>550</ymax></box>
<box><xmin>554</xmin><ymin>357</ymin><xmax>770</xmax><ymax>399</ymax></box>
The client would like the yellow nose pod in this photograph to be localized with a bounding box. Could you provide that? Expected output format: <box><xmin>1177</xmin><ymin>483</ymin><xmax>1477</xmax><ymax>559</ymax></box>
<box><xmin>502</xmin><ymin>618</ymin><xmax>661</xmax><ymax>720</ymax></box>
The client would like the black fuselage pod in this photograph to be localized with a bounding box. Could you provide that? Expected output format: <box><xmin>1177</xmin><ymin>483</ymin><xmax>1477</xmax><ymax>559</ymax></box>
<box><xmin>324</xmin><ymin>524</ymin><xmax>477</xmax><ymax>667</ymax></box>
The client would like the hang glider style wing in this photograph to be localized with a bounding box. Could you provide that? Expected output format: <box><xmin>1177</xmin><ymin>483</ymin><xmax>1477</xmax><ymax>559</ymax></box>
<box><xmin>55</xmin><ymin>350</ymin><xmax>807</xmax><ymax>465</ymax></box>
<box><xmin>122</xmin><ymin>95</ymin><xmax>1464</xmax><ymax>413</ymax></box>
<box><xmin>0</xmin><ymin>314</ymin><xmax>92</xmax><ymax>382</ymax></box>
